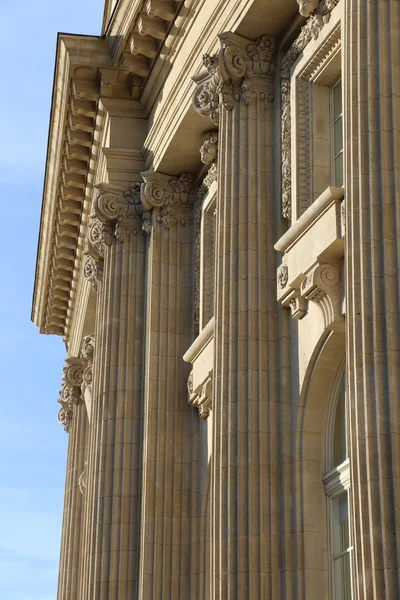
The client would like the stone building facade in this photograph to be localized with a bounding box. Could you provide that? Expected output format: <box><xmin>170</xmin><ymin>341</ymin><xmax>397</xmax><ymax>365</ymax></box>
<box><xmin>32</xmin><ymin>0</ymin><xmax>400</xmax><ymax>598</ymax></box>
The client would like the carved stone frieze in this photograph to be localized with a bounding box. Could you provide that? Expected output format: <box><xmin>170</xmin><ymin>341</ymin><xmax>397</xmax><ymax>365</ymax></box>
<box><xmin>280</xmin><ymin>0</ymin><xmax>340</xmax><ymax>219</ymax></box>
<box><xmin>57</xmin><ymin>357</ymin><xmax>85</xmax><ymax>433</ymax></box>
<box><xmin>140</xmin><ymin>171</ymin><xmax>193</xmax><ymax>230</ymax></box>
<box><xmin>192</xmin><ymin>32</ymin><xmax>275</xmax><ymax>125</ymax></box>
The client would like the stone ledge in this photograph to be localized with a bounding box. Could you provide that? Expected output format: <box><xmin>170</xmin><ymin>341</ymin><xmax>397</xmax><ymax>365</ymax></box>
<box><xmin>183</xmin><ymin>316</ymin><xmax>214</xmax><ymax>419</ymax></box>
<box><xmin>275</xmin><ymin>186</ymin><xmax>345</xmax><ymax>330</ymax></box>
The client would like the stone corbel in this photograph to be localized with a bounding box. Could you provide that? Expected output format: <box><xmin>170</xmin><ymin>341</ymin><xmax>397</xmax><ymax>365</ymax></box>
<box><xmin>183</xmin><ymin>316</ymin><xmax>214</xmax><ymax>419</ymax></box>
<box><xmin>281</xmin><ymin>288</ymin><xmax>307</xmax><ymax>320</ymax></box>
<box><xmin>300</xmin><ymin>260</ymin><xmax>343</xmax><ymax>330</ymax></box>
<box><xmin>187</xmin><ymin>372</ymin><xmax>213</xmax><ymax>419</ymax></box>
<box><xmin>140</xmin><ymin>171</ymin><xmax>193</xmax><ymax>230</ymax></box>
<box><xmin>192</xmin><ymin>32</ymin><xmax>276</xmax><ymax>125</ymax></box>
<box><xmin>57</xmin><ymin>357</ymin><xmax>85</xmax><ymax>433</ymax></box>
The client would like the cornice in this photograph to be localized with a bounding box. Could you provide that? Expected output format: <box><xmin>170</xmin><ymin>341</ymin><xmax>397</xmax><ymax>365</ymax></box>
<box><xmin>32</xmin><ymin>34</ymin><xmax>110</xmax><ymax>337</ymax></box>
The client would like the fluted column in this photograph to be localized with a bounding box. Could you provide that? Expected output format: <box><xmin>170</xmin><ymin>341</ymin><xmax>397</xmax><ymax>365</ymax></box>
<box><xmin>193</xmin><ymin>32</ymin><xmax>279</xmax><ymax>598</ymax></box>
<box><xmin>138</xmin><ymin>172</ymin><xmax>198</xmax><ymax>599</ymax></box>
<box><xmin>345</xmin><ymin>2</ymin><xmax>400</xmax><ymax>598</ymax></box>
<box><xmin>56</xmin><ymin>357</ymin><xmax>88</xmax><ymax>600</ymax></box>
<box><xmin>81</xmin><ymin>182</ymin><xmax>146</xmax><ymax>599</ymax></box>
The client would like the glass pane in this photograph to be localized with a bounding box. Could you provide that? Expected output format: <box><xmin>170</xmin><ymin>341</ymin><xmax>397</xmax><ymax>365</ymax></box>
<box><xmin>334</xmin><ymin>117</ymin><xmax>343</xmax><ymax>156</ymax></box>
<box><xmin>333</xmin><ymin>552</ymin><xmax>352</xmax><ymax>600</ymax></box>
<box><xmin>335</xmin><ymin>154</ymin><xmax>344</xmax><ymax>188</ymax></box>
<box><xmin>333</xmin><ymin>80</ymin><xmax>342</xmax><ymax>120</ymax></box>
<box><xmin>333</xmin><ymin>377</ymin><xmax>346</xmax><ymax>466</ymax></box>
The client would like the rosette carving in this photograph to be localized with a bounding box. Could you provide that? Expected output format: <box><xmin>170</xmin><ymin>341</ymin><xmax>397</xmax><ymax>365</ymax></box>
<box><xmin>57</xmin><ymin>356</ymin><xmax>85</xmax><ymax>433</ymax></box>
<box><xmin>192</xmin><ymin>32</ymin><xmax>276</xmax><ymax>124</ymax></box>
<box><xmin>280</xmin><ymin>0</ymin><xmax>340</xmax><ymax>219</ymax></box>
<box><xmin>140</xmin><ymin>171</ymin><xmax>193</xmax><ymax>230</ymax></box>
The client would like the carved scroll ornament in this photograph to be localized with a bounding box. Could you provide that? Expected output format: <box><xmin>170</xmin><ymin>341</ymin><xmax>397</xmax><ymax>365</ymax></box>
<box><xmin>192</xmin><ymin>32</ymin><xmax>275</xmax><ymax>125</ymax></box>
<box><xmin>84</xmin><ymin>183</ymin><xmax>144</xmax><ymax>288</ymax></box>
<box><xmin>57</xmin><ymin>357</ymin><xmax>85</xmax><ymax>433</ymax></box>
<box><xmin>140</xmin><ymin>171</ymin><xmax>193</xmax><ymax>230</ymax></box>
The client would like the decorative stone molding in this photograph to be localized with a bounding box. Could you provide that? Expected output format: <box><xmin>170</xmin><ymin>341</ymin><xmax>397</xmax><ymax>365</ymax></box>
<box><xmin>192</xmin><ymin>32</ymin><xmax>275</xmax><ymax>125</ymax></box>
<box><xmin>200</xmin><ymin>130</ymin><xmax>218</xmax><ymax>166</ymax></box>
<box><xmin>275</xmin><ymin>186</ymin><xmax>344</xmax><ymax>329</ymax></box>
<box><xmin>81</xmin><ymin>335</ymin><xmax>94</xmax><ymax>396</ymax></box>
<box><xmin>281</xmin><ymin>288</ymin><xmax>307</xmax><ymax>320</ymax></box>
<box><xmin>277</xmin><ymin>264</ymin><xmax>289</xmax><ymax>289</ymax></box>
<box><xmin>280</xmin><ymin>0</ymin><xmax>340</xmax><ymax>219</ymax></box>
<box><xmin>140</xmin><ymin>171</ymin><xmax>193</xmax><ymax>230</ymax></box>
<box><xmin>84</xmin><ymin>216</ymin><xmax>105</xmax><ymax>289</ymax></box>
<box><xmin>183</xmin><ymin>317</ymin><xmax>214</xmax><ymax>419</ymax></box>
<box><xmin>57</xmin><ymin>357</ymin><xmax>85</xmax><ymax>433</ymax></box>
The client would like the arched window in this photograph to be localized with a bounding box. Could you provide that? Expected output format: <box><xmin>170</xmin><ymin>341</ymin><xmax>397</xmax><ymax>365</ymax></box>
<box><xmin>323</xmin><ymin>370</ymin><xmax>353</xmax><ymax>599</ymax></box>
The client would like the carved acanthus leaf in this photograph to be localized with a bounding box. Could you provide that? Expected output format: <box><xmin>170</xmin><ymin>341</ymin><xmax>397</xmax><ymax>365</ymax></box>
<box><xmin>140</xmin><ymin>171</ymin><xmax>193</xmax><ymax>230</ymax></box>
<box><xmin>192</xmin><ymin>32</ymin><xmax>275</xmax><ymax>124</ymax></box>
<box><xmin>200</xmin><ymin>130</ymin><xmax>218</xmax><ymax>166</ymax></box>
<box><xmin>57</xmin><ymin>357</ymin><xmax>86</xmax><ymax>433</ymax></box>
<box><xmin>94</xmin><ymin>182</ymin><xmax>143</xmax><ymax>243</ymax></box>
<box><xmin>81</xmin><ymin>335</ymin><xmax>94</xmax><ymax>394</ymax></box>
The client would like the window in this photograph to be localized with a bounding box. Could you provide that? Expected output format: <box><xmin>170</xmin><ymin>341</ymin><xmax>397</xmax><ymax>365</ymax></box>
<box><xmin>323</xmin><ymin>371</ymin><xmax>353</xmax><ymax>600</ymax></box>
<box><xmin>332</xmin><ymin>79</ymin><xmax>344</xmax><ymax>187</ymax></box>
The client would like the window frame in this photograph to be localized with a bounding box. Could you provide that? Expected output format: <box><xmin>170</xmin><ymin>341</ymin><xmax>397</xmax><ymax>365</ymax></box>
<box><xmin>289</xmin><ymin>5</ymin><xmax>343</xmax><ymax>221</ymax></box>
<box><xmin>323</xmin><ymin>367</ymin><xmax>354</xmax><ymax>600</ymax></box>
<box><xmin>331</xmin><ymin>77</ymin><xmax>344</xmax><ymax>188</ymax></box>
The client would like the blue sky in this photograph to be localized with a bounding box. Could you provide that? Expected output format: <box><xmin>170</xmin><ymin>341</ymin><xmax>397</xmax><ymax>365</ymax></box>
<box><xmin>0</xmin><ymin>1</ymin><xmax>102</xmax><ymax>597</ymax></box>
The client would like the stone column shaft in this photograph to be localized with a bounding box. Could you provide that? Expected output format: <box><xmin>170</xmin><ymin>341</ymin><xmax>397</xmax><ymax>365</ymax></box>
<box><xmin>212</xmin><ymin>81</ymin><xmax>279</xmax><ymax>598</ymax></box>
<box><xmin>81</xmin><ymin>186</ymin><xmax>146</xmax><ymax>599</ymax></box>
<box><xmin>138</xmin><ymin>177</ymin><xmax>197</xmax><ymax>599</ymax></box>
<box><xmin>345</xmin><ymin>1</ymin><xmax>400</xmax><ymax>597</ymax></box>
<box><xmin>58</xmin><ymin>402</ymin><xmax>88</xmax><ymax>599</ymax></box>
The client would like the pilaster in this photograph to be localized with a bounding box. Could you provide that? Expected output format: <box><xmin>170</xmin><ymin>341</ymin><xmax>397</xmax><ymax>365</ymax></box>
<box><xmin>193</xmin><ymin>31</ymin><xmax>279</xmax><ymax>598</ymax></box>
<box><xmin>344</xmin><ymin>1</ymin><xmax>400</xmax><ymax>597</ymax></box>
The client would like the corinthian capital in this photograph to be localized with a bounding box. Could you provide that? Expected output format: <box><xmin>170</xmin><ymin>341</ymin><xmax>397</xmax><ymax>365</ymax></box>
<box><xmin>140</xmin><ymin>171</ymin><xmax>193</xmax><ymax>230</ymax></box>
<box><xmin>192</xmin><ymin>32</ymin><xmax>275</xmax><ymax>124</ymax></box>
<box><xmin>93</xmin><ymin>182</ymin><xmax>143</xmax><ymax>243</ymax></box>
<box><xmin>57</xmin><ymin>357</ymin><xmax>86</xmax><ymax>433</ymax></box>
